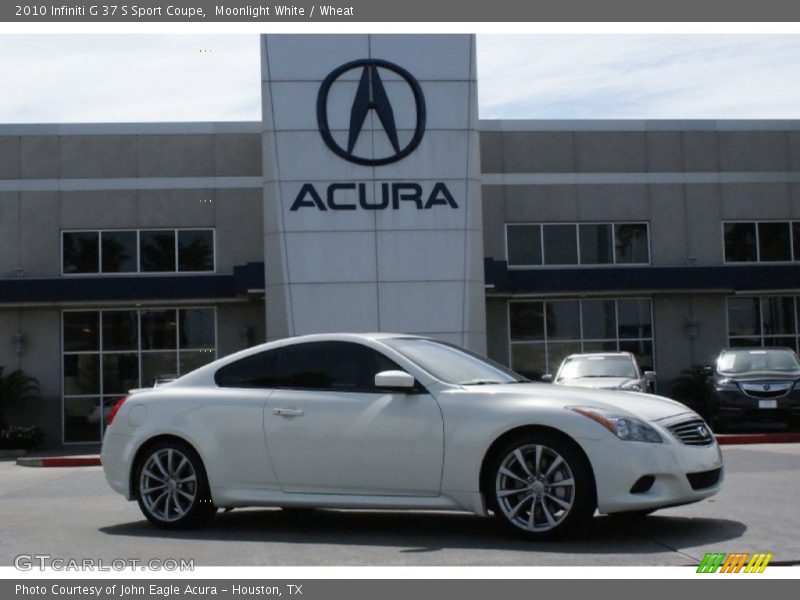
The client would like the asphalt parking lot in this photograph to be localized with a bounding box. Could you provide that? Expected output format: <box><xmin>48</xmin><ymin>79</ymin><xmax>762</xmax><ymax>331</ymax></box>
<box><xmin>1</xmin><ymin>444</ymin><xmax>798</xmax><ymax>567</ymax></box>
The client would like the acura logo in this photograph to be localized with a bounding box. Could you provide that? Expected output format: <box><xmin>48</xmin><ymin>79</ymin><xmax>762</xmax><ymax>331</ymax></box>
<box><xmin>317</xmin><ymin>59</ymin><xmax>426</xmax><ymax>166</ymax></box>
<box><xmin>763</xmin><ymin>383</ymin><xmax>771</xmax><ymax>392</ymax></box>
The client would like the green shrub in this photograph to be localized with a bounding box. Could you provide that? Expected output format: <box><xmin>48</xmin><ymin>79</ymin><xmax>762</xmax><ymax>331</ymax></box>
<box><xmin>0</xmin><ymin>425</ymin><xmax>43</xmax><ymax>449</ymax></box>
<box><xmin>0</xmin><ymin>366</ymin><xmax>40</xmax><ymax>428</ymax></box>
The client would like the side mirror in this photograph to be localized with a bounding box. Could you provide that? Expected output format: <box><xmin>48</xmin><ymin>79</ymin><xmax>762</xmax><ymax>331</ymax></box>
<box><xmin>700</xmin><ymin>365</ymin><xmax>714</xmax><ymax>377</ymax></box>
<box><xmin>541</xmin><ymin>374</ymin><xmax>554</xmax><ymax>383</ymax></box>
<box><xmin>375</xmin><ymin>370</ymin><xmax>416</xmax><ymax>391</ymax></box>
<box><xmin>644</xmin><ymin>371</ymin><xmax>657</xmax><ymax>382</ymax></box>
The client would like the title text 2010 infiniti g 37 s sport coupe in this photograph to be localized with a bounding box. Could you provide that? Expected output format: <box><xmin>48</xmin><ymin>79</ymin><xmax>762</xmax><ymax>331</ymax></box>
<box><xmin>102</xmin><ymin>333</ymin><xmax>723</xmax><ymax>539</ymax></box>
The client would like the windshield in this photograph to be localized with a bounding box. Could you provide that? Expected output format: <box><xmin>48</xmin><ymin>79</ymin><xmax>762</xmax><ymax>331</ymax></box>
<box><xmin>717</xmin><ymin>349</ymin><xmax>800</xmax><ymax>374</ymax></box>
<box><xmin>382</xmin><ymin>338</ymin><xmax>527</xmax><ymax>385</ymax></box>
<box><xmin>557</xmin><ymin>355</ymin><xmax>638</xmax><ymax>381</ymax></box>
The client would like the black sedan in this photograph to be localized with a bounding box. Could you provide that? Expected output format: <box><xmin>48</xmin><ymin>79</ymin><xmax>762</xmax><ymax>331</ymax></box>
<box><xmin>709</xmin><ymin>347</ymin><xmax>800</xmax><ymax>431</ymax></box>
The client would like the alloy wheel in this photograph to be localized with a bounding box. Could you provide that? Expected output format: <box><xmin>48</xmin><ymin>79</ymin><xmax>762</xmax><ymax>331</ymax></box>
<box><xmin>139</xmin><ymin>448</ymin><xmax>198</xmax><ymax>523</ymax></box>
<box><xmin>495</xmin><ymin>443</ymin><xmax>576</xmax><ymax>532</ymax></box>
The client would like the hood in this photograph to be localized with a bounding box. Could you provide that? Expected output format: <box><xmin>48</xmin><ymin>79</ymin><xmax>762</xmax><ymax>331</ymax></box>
<box><xmin>719</xmin><ymin>371</ymin><xmax>800</xmax><ymax>382</ymax></box>
<box><xmin>467</xmin><ymin>382</ymin><xmax>693</xmax><ymax>422</ymax></box>
<box><xmin>556</xmin><ymin>377</ymin><xmax>637</xmax><ymax>390</ymax></box>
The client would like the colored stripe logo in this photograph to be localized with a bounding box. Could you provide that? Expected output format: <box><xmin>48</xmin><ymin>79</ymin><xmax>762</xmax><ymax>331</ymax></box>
<box><xmin>697</xmin><ymin>552</ymin><xmax>772</xmax><ymax>573</ymax></box>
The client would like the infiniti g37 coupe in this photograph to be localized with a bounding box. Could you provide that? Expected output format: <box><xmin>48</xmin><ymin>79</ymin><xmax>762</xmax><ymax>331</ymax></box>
<box><xmin>101</xmin><ymin>333</ymin><xmax>723</xmax><ymax>539</ymax></box>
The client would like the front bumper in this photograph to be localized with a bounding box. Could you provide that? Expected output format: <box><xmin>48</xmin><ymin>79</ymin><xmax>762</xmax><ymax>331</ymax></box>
<box><xmin>581</xmin><ymin>417</ymin><xmax>724</xmax><ymax>514</ymax></box>
<box><xmin>713</xmin><ymin>389</ymin><xmax>800</xmax><ymax>423</ymax></box>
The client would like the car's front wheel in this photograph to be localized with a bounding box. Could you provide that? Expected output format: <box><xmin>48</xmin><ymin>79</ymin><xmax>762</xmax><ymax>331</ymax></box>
<box><xmin>488</xmin><ymin>432</ymin><xmax>595</xmax><ymax>539</ymax></box>
<box><xmin>135</xmin><ymin>440</ymin><xmax>216</xmax><ymax>529</ymax></box>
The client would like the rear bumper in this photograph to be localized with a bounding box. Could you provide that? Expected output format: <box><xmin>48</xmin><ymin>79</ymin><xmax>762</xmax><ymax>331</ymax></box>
<box><xmin>100</xmin><ymin>432</ymin><xmax>135</xmax><ymax>499</ymax></box>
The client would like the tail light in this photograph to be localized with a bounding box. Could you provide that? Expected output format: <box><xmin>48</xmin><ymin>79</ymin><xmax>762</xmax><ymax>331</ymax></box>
<box><xmin>107</xmin><ymin>396</ymin><xmax>128</xmax><ymax>427</ymax></box>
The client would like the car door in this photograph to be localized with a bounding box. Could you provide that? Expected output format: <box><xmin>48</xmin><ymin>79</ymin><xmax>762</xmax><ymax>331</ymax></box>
<box><xmin>264</xmin><ymin>341</ymin><xmax>444</xmax><ymax>496</ymax></box>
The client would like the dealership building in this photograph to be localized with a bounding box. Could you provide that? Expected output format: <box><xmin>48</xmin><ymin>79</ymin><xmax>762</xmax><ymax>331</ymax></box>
<box><xmin>3</xmin><ymin>34</ymin><xmax>800</xmax><ymax>447</ymax></box>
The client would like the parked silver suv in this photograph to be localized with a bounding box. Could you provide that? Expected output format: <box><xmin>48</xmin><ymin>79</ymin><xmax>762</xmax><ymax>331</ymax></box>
<box><xmin>543</xmin><ymin>352</ymin><xmax>656</xmax><ymax>393</ymax></box>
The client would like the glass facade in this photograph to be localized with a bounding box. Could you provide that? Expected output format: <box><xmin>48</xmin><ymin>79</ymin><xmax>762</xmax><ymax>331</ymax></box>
<box><xmin>728</xmin><ymin>296</ymin><xmax>800</xmax><ymax>350</ymax></box>
<box><xmin>506</xmin><ymin>222</ymin><xmax>649</xmax><ymax>267</ymax></box>
<box><xmin>723</xmin><ymin>221</ymin><xmax>800</xmax><ymax>263</ymax></box>
<box><xmin>62</xmin><ymin>228</ymin><xmax>215</xmax><ymax>274</ymax></box>
<box><xmin>509</xmin><ymin>298</ymin><xmax>654</xmax><ymax>379</ymax></box>
<box><xmin>62</xmin><ymin>307</ymin><xmax>216</xmax><ymax>443</ymax></box>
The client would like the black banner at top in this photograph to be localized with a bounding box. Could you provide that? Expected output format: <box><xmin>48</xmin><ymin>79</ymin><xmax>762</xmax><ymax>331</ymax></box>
<box><xmin>4</xmin><ymin>0</ymin><xmax>800</xmax><ymax>22</ymax></box>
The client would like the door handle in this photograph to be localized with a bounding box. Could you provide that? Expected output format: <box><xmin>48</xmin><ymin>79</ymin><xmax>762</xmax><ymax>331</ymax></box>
<box><xmin>273</xmin><ymin>407</ymin><xmax>304</xmax><ymax>417</ymax></box>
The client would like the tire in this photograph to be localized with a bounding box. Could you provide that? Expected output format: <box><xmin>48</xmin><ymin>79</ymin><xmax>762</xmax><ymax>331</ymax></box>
<box><xmin>135</xmin><ymin>440</ymin><xmax>217</xmax><ymax>529</ymax></box>
<box><xmin>486</xmin><ymin>431</ymin><xmax>596</xmax><ymax>540</ymax></box>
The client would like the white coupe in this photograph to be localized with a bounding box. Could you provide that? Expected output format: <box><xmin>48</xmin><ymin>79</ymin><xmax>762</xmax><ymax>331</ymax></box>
<box><xmin>101</xmin><ymin>333</ymin><xmax>723</xmax><ymax>539</ymax></box>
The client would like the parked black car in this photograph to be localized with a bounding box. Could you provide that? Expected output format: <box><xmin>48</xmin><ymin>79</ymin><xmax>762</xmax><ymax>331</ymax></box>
<box><xmin>708</xmin><ymin>347</ymin><xmax>800</xmax><ymax>430</ymax></box>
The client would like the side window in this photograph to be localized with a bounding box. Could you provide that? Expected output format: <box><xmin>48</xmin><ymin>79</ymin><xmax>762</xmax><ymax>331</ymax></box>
<box><xmin>278</xmin><ymin>342</ymin><xmax>402</xmax><ymax>392</ymax></box>
<box><xmin>215</xmin><ymin>349</ymin><xmax>280</xmax><ymax>388</ymax></box>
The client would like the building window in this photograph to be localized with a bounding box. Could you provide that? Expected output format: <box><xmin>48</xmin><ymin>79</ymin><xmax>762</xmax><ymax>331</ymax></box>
<box><xmin>579</xmin><ymin>224</ymin><xmax>613</xmax><ymax>264</ymax></box>
<box><xmin>509</xmin><ymin>298</ymin><xmax>654</xmax><ymax>379</ymax></box>
<box><xmin>178</xmin><ymin>229</ymin><xmax>215</xmax><ymax>272</ymax></box>
<box><xmin>62</xmin><ymin>307</ymin><xmax>216</xmax><ymax>444</ymax></box>
<box><xmin>723</xmin><ymin>221</ymin><xmax>798</xmax><ymax>263</ymax></box>
<box><xmin>723</xmin><ymin>223</ymin><xmax>757</xmax><ymax>262</ymax></box>
<box><xmin>506</xmin><ymin>223</ymin><xmax>650</xmax><ymax>267</ymax></box>
<box><xmin>140</xmin><ymin>230</ymin><xmax>176</xmax><ymax>272</ymax></box>
<box><xmin>543</xmin><ymin>224</ymin><xmax>578</xmax><ymax>265</ymax></box>
<box><xmin>101</xmin><ymin>231</ymin><xmax>137</xmax><ymax>273</ymax></box>
<box><xmin>727</xmin><ymin>296</ymin><xmax>799</xmax><ymax>350</ymax></box>
<box><xmin>62</xmin><ymin>228</ymin><xmax>215</xmax><ymax>275</ymax></box>
<box><xmin>62</xmin><ymin>231</ymin><xmax>100</xmax><ymax>273</ymax></box>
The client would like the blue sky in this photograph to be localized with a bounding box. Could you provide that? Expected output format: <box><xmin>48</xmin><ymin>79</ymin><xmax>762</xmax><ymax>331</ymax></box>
<box><xmin>1</xmin><ymin>34</ymin><xmax>799</xmax><ymax>122</ymax></box>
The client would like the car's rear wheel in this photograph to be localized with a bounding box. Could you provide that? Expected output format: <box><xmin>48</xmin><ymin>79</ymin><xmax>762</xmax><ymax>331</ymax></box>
<box><xmin>136</xmin><ymin>440</ymin><xmax>216</xmax><ymax>529</ymax></box>
<box><xmin>488</xmin><ymin>432</ymin><xmax>595</xmax><ymax>540</ymax></box>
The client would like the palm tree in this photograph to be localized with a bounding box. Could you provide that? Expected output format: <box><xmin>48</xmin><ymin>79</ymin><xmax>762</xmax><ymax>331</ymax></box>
<box><xmin>0</xmin><ymin>367</ymin><xmax>40</xmax><ymax>427</ymax></box>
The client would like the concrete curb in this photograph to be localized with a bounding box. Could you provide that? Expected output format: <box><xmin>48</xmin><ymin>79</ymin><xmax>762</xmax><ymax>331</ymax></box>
<box><xmin>16</xmin><ymin>455</ymin><xmax>101</xmax><ymax>468</ymax></box>
<box><xmin>716</xmin><ymin>433</ymin><xmax>800</xmax><ymax>445</ymax></box>
<box><xmin>0</xmin><ymin>449</ymin><xmax>27</xmax><ymax>459</ymax></box>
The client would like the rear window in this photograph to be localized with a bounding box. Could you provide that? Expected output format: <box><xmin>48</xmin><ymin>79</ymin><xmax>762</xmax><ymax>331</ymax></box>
<box><xmin>214</xmin><ymin>349</ymin><xmax>279</xmax><ymax>388</ymax></box>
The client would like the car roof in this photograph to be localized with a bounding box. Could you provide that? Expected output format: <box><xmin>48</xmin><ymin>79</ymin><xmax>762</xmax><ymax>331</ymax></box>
<box><xmin>276</xmin><ymin>332</ymin><xmax>421</xmax><ymax>343</ymax></box>
<box><xmin>170</xmin><ymin>332</ymin><xmax>434</xmax><ymax>387</ymax></box>
<box><xmin>721</xmin><ymin>346</ymin><xmax>796</xmax><ymax>353</ymax></box>
<box><xmin>564</xmin><ymin>351</ymin><xmax>634</xmax><ymax>359</ymax></box>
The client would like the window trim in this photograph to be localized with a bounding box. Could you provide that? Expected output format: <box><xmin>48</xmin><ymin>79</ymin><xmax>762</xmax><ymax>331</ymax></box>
<box><xmin>61</xmin><ymin>306</ymin><xmax>218</xmax><ymax>445</ymax></box>
<box><xmin>61</xmin><ymin>227</ymin><xmax>216</xmax><ymax>276</ymax></box>
<box><xmin>504</xmin><ymin>222</ymin><xmax>651</xmax><ymax>269</ymax></box>
<box><xmin>507</xmin><ymin>296</ymin><xmax>656</xmax><ymax>377</ymax></box>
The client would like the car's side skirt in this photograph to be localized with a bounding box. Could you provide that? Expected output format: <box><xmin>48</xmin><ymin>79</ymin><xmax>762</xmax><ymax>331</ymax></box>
<box><xmin>211</xmin><ymin>488</ymin><xmax>485</xmax><ymax>515</ymax></box>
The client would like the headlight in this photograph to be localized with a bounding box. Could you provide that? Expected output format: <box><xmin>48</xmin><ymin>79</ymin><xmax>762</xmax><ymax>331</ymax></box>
<box><xmin>714</xmin><ymin>378</ymin><xmax>738</xmax><ymax>391</ymax></box>
<box><xmin>568</xmin><ymin>406</ymin><xmax>663</xmax><ymax>443</ymax></box>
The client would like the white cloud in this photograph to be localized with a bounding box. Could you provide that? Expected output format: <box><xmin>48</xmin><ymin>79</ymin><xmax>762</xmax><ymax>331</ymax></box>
<box><xmin>477</xmin><ymin>35</ymin><xmax>800</xmax><ymax>119</ymax></box>
<box><xmin>1</xmin><ymin>34</ymin><xmax>800</xmax><ymax>122</ymax></box>
<box><xmin>0</xmin><ymin>35</ymin><xmax>261</xmax><ymax>123</ymax></box>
